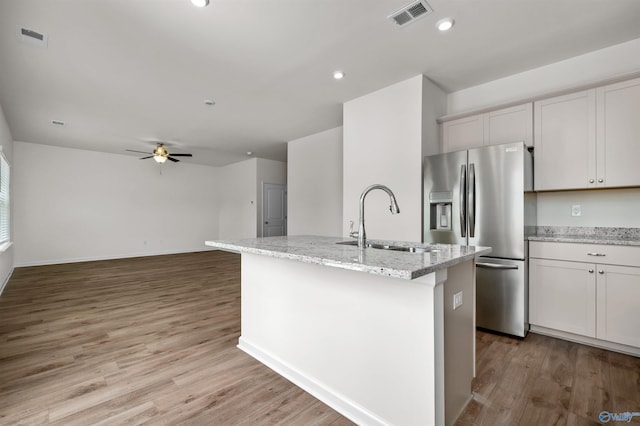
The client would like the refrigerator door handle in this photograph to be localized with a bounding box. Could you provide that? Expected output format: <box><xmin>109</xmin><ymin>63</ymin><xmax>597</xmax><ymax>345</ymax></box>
<box><xmin>476</xmin><ymin>262</ymin><xmax>519</xmax><ymax>270</ymax></box>
<box><xmin>459</xmin><ymin>164</ymin><xmax>466</xmax><ymax>238</ymax></box>
<box><xmin>468</xmin><ymin>163</ymin><xmax>476</xmax><ymax>238</ymax></box>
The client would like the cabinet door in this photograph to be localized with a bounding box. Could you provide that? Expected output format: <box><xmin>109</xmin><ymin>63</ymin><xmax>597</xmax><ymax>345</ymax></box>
<box><xmin>534</xmin><ymin>90</ymin><xmax>596</xmax><ymax>191</ymax></box>
<box><xmin>485</xmin><ymin>103</ymin><xmax>533</xmax><ymax>147</ymax></box>
<box><xmin>596</xmin><ymin>78</ymin><xmax>640</xmax><ymax>188</ymax></box>
<box><xmin>441</xmin><ymin>115</ymin><xmax>483</xmax><ymax>153</ymax></box>
<box><xmin>596</xmin><ymin>265</ymin><xmax>640</xmax><ymax>347</ymax></box>
<box><xmin>529</xmin><ymin>258</ymin><xmax>596</xmax><ymax>337</ymax></box>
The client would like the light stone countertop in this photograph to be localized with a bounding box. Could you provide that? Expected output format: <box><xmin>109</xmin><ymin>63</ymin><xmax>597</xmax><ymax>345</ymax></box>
<box><xmin>528</xmin><ymin>226</ymin><xmax>640</xmax><ymax>246</ymax></box>
<box><xmin>205</xmin><ymin>235</ymin><xmax>491</xmax><ymax>280</ymax></box>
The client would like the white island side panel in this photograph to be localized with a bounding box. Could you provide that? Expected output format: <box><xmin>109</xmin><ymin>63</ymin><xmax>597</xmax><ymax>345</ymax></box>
<box><xmin>238</xmin><ymin>252</ymin><xmax>447</xmax><ymax>426</ymax></box>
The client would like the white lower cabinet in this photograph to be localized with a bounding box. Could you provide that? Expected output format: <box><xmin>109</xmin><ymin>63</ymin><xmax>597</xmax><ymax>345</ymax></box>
<box><xmin>529</xmin><ymin>241</ymin><xmax>640</xmax><ymax>352</ymax></box>
<box><xmin>596</xmin><ymin>264</ymin><xmax>640</xmax><ymax>348</ymax></box>
<box><xmin>530</xmin><ymin>258</ymin><xmax>596</xmax><ymax>337</ymax></box>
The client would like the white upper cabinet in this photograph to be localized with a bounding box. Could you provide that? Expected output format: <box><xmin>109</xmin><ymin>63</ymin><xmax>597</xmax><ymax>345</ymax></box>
<box><xmin>535</xmin><ymin>76</ymin><xmax>640</xmax><ymax>191</ymax></box>
<box><xmin>596</xmin><ymin>78</ymin><xmax>640</xmax><ymax>188</ymax></box>
<box><xmin>484</xmin><ymin>103</ymin><xmax>533</xmax><ymax>147</ymax></box>
<box><xmin>441</xmin><ymin>103</ymin><xmax>532</xmax><ymax>153</ymax></box>
<box><xmin>534</xmin><ymin>90</ymin><xmax>596</xmax><ymax>191</ymax></box>
<box><xmin>441</xmin><ymin>115</ymin><xmax>484</xmax><ymax>152</ymax></box>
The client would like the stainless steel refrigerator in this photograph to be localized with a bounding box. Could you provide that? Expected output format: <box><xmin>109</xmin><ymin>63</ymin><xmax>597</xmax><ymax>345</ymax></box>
<box><xmin>423</xmin><ymin>141</ymin><xmax>536</xmax><ymax>337</ymax></box>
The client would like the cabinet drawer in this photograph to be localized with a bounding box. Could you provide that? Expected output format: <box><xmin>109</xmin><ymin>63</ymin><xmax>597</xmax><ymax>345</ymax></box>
<box><xmin>530</xmin><ymin>241</ymin><xmax>640</xmax><ymax>267</ymax></box>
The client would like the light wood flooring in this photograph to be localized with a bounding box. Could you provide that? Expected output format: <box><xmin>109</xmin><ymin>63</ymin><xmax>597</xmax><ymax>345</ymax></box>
<box><xmin>0</xmin><ymin>251</ymin><xmax>352</xmax><ymax>425</ymax></box>
<box><xmin>0</xmin><ymin>251</ymin><xmax>638</xmax><ymax>425</ymax></box>
<box><xmin>457</xmin><ymin>330</ymin><xmax>640</xmax><ymax>425</ymax></box>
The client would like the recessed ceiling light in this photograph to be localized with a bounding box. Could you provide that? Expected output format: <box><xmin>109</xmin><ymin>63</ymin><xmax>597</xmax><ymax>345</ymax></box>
<box><xmin>436</xmin><ymin>18</ymin><xmax>454</xmax><ymax>32</ymax></box>
<box><xmin>204</xmin><ymin>99</ymin><xmax>215</xmax><ymax>106</ymax></box>
<box><xmin>246</xmin><ymin>151</ymin><xmax>253</xmax><ymax>156</ymax></box>
<box><xmin>191</xmin><ymin>0</ymin><xmax>209</xmax><ymax>7</ymax></box>
<box><xmin>333</xmin><ymin>71</ymin><xmax>345</xmax><ymax>80</ymax></box>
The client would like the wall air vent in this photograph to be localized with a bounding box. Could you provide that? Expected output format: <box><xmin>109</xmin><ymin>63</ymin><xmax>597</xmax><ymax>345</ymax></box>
<box><xmin>16</xmin><ymin>26</ymin><xmax>48</xmax><ymax>48</ymax></box>
<box><xmin>388</xmin><ymin>0</ymin><xmax>433</xmax><ymax>27</ymax></box>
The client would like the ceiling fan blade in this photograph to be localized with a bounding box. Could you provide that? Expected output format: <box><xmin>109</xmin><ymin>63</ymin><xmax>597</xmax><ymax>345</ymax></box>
<box><xmin>139</xmin><ymin>156</ymin><xmax>154</xmax><ymax>159</ymax></box>
<box><xmin>126</xmin><ymin>149</ymin><xmax>152</xmax><ymax>155</ymax></box>
<box><xmin>169</xmin><ymin>153</ymin><xmax>193</xmax><ymax>157</ymax></box>
<box><xmin>167</xmin><ymin>156</ymin><xmax>180</xmax><ymax>162</ymax></box>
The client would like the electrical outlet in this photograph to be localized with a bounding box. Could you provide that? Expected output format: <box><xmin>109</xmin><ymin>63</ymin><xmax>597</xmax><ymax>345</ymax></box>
<box><xmin>453</xmin><ymin>291</ymin><xmax>463</xmax><ymax>310</ymax></box>
<box><xmin>571</xmin><ymin>204</ymin><xmax>582</xmax><ymax>217</ymax></box>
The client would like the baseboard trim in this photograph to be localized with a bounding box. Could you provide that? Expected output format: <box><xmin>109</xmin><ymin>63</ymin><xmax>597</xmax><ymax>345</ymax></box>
<box><xmin>237</xmin><ymin>337</ymin><xmax>389</xmax><ymax>426</ymax></box>
<box><xmin>452</xmin><ymin>394</ymin><xmax>473</xmax><ymax>425</ymax></box>
<box><xmin>0</xmin><ymin>265</ymin><xmax>14</xmax><ymax>297</ymax></box>
<box><xmin>15</xmin><ymin>247</ymin><xmax>217</xmax><ymax>268</ymax></box>
<box><xmin>530</xmin><ymin>325</ymin><xmax>640</xmax><ymax>357</ymax></box>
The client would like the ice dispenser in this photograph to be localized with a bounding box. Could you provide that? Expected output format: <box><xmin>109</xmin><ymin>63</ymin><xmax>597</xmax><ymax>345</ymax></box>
<box><xmin>429</xmin><ymin>191</ymin><xmax>453</xmax><ymax>231</ymax></box>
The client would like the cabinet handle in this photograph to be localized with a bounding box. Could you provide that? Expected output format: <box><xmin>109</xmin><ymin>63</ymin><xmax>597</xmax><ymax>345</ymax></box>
<box><xmin>598</xmin><ymin>178</ymin><xmax>604</xmax><ymax>183</ymax></box>
<box><xmin>589</xmin><ymin>179</ymin><xmax>595</xmax><ymax>183</ymax></box>
<box><xmin>587</xmin><ymin>252</ymin><xmax>606</xmax><ymax>257</ymax></box>
<box><xmin>598</xmin><ymin>270</ymin><xmax>605</xmax><ymax>275</ymax></box>
<box><xmin>588</xmin><ymin>269</ymin><xmax>594</xmax><ymax>273</ymax></box>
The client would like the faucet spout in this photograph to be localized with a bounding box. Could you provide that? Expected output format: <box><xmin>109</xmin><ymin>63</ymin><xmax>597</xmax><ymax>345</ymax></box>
<box><xmin>357</xmin><ymin>184</ymin><xmax>400</xmax><ymax>249</ymax></box>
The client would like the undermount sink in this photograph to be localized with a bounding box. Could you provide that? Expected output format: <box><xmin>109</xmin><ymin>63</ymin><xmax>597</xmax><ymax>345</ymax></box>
<box><xmin>336</xmin><ymin>240</ymin><xmax>438</xmax><ymax>254</ymax></box>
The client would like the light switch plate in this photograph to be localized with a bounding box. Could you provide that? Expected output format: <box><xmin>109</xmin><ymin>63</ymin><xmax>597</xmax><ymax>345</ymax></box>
<box><xmin>453</xmin><ymin>291</ymin><xmax>463</xmax><ymax>310</ymax></box>
<box><xmin>571</xmin><ymin>204</ymin><xmax>581</xmax><ymax>217</ymax></box>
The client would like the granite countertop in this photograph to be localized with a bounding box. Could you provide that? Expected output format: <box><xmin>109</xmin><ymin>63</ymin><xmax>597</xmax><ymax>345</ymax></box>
<box><xmin>205</xmin><ymin>235</ymin><xmax>491</xmax><ymax>280</ymax></box>
<box><xmin>528</xmin><ymin>226</ymin><xmax>640</xmax><ymax>246</ymax></box>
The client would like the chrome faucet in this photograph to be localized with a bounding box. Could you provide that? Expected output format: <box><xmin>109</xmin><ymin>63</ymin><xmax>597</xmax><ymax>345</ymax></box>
<box><xmin>357</xmin><ymin>184</ymin><xmax>400</xmax><ymax>249</ymax></box>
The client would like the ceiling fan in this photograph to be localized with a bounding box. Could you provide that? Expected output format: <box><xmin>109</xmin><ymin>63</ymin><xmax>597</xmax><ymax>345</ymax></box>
<box><xmin>126</xmin><ymin>143</ymin><xmax>192</xmax><ymax>163</ymax></box>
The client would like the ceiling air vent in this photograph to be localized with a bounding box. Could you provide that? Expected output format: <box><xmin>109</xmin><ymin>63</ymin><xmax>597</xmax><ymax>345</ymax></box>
<box><xmin>388</xmin><ymin>0</ymin><xmax>433</xmax><ymax>27</ymax></box>
<box><xmin>16</xmin><ymin>26</ymin><xmax>48</xmax><ymax>48</ymax></box>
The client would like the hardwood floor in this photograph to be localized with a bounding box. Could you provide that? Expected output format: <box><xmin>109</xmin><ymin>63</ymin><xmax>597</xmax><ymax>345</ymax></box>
<box><xmin>0</xmin><ymin>251</ymin><xmax>352</xmax><ymax>425</ymax></box>
<box><xmin>1</xmin><ymin>251</ymin><xmax>638</xmax><ymax>425</ymax></box>
<box><xmin>456</xmin><ymin>330</ymin><xmax>640</xmax><ymax>425</ymax></box>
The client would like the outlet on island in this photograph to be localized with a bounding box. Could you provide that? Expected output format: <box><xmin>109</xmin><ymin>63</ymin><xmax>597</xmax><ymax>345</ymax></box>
<box><xmin>453</xmin><ymin>291</ymin><xmax>463</xmax><ymax>310</ymax></box>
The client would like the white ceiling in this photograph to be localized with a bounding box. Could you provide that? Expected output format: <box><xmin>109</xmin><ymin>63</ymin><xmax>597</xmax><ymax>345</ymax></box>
<box><xmin>1</xmin><ymin>0</ymin><xmax>640</xmax><ymax>166</ymax></box>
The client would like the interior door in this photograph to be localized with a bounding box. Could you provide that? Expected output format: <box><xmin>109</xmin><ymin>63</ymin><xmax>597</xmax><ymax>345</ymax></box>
<box><xmin>262</xmin><ymin>183</ymin><xmax>287</xmax><ymax>237</ymax></box>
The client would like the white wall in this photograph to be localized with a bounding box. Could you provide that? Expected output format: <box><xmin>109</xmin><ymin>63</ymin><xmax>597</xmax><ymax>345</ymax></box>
<box><xmin>422</xmin><ymin>77</ymin><xmax>447</xmax><ymax>157</ymax></box>
<box><xmin>536</xmin><ymin>189</ymin><xmax>640</xmax><ymax>227</ymax></box>
<box><xmin>218</xmin><ymin>158</ymin><xmax>258</xmax><ymax>239</ymax></box>
<box><xmin>256</xmin><ymin>158</ymin><xmax>287</xmax><ymax>237</ymax></box>
<box><xmin>287</xmin><ymin>127</ymin><xmax>343</xmax><ymax>236</ymax></box>
<box><xmin>343</xmin><ymin>75</ymin><xmax>446</xmax><ymax>243</ymax></box>
<box><xmin>217</xmin><ymin>157</ymin><xmax>288</xmax><ymax>239</ymax></box>
<box><xmin>13</xmin><ymin>142</ymin><xmax>219</xmax><ymax>266</ymax></box>
<box><xmin>446</xmin><ymin>38</ymin><xmax>640</xmax><ymax>228</ymax></box>
<box><xmin>447</xmin><ymin>38</ymin><xmax>640</xmax><ymax>115</ymax></box>
<box><xmin>0</xmin><ymin>104</ymin><xmax>14</xmax><ymax>292</ymax></box>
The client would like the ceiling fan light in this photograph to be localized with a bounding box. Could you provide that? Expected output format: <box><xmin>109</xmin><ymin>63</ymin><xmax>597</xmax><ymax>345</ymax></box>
<box><xmin>154</xmin><ymin>155</ymin><xmax>168</xmax><ymax>164</ymax></box>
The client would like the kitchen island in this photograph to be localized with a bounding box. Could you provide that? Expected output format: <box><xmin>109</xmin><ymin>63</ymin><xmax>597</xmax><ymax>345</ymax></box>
<box><xmin>205</xmin><ymin>236</ymin><xmax>491</xmax><ymax>426</ymax></box>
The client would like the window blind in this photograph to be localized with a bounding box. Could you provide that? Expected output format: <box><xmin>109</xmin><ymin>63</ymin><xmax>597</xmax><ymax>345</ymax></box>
<box><xmin>0</xmin><ymin>152</ymin><xmax>10</xmax><ymax>245</ymax></box>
